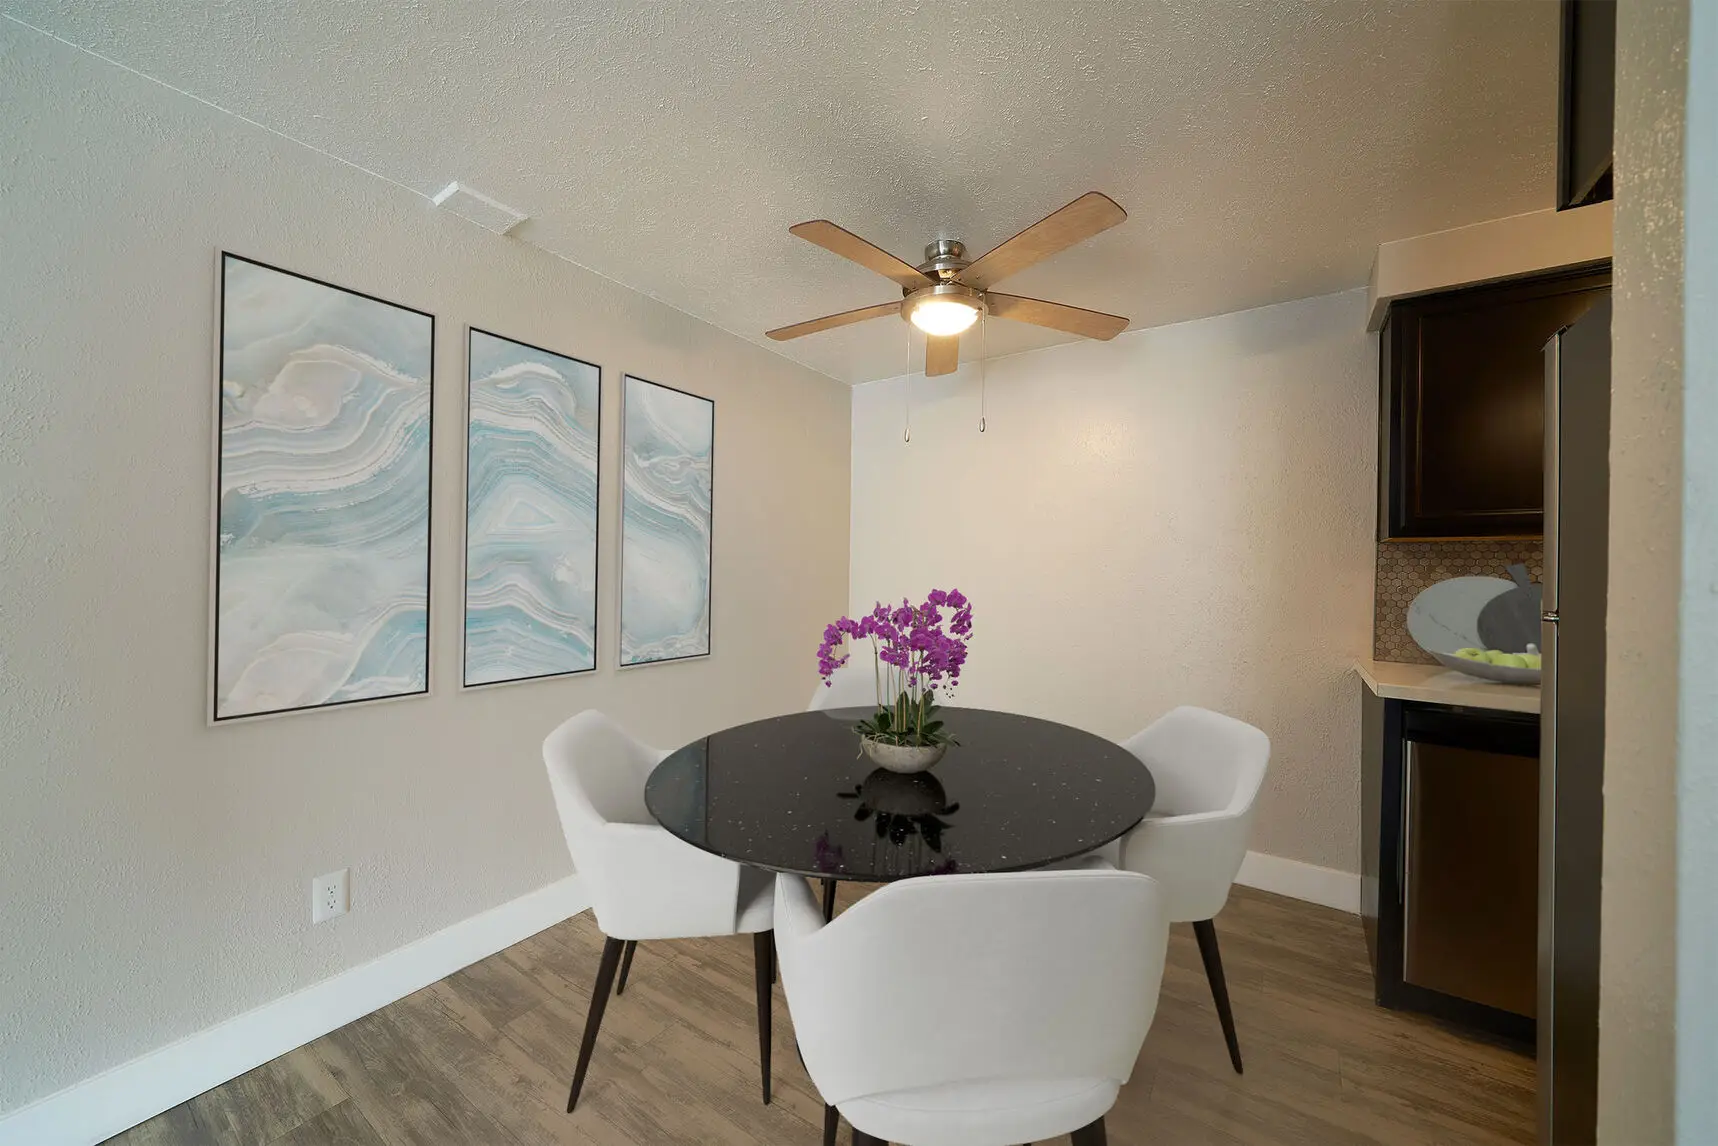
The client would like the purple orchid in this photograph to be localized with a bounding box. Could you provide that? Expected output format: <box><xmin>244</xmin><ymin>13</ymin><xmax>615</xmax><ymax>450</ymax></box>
<box><xmin>815</xmin><ymin>590</ymin><xmax>975</xmax><ymax>747</ymax></box>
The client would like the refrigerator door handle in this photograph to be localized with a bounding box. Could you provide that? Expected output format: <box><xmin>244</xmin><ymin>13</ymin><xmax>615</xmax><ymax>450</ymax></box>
<box><xmin>1543</xmin><ymin>331</ymin><xmax>1561</xmax><ymax>614</ymax></box>
<box><xmin>1400</xmin><ymin>740</ymin><xmax>1414</xmax><ymax>910</ymax></box>
<box><xmin>1538</xmin><ymin>616</ymin><xmax>1559</xmax><ymax>1132</ymax></box>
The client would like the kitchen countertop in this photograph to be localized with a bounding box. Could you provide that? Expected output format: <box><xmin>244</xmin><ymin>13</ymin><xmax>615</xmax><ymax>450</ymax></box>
<box><xmin>1354</xmin><ymin>659</ymin><xmax>1541</xmax><ymax>715</ymax></box>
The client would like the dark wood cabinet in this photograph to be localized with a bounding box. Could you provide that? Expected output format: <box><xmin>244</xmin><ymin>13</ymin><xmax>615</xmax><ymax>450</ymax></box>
<box><xmin>1558</xmin><ymin>0</ymin><xmax>1615</xmax><ymax>210</ymax></box>
<box><xmin>1378</xmin><ymin>268</ymin><xmax>1610</xmax><ymax>539</ymax></box>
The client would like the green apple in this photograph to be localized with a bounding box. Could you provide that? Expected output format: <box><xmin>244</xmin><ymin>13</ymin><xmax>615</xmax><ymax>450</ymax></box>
<box><xmin>1521</xmin><ymin>654</ymin><xmax>1542</xmax><ymax>670</ymax></box>
<box><xmin>1455</xmin><ymin>648</ymin><xmax>1488</xmax><ymax>661</ymax></box>
<box><xmin>1491</xmin><ymin>653</ymin><xmax>1529</xmax><ymax>668</ymax></box>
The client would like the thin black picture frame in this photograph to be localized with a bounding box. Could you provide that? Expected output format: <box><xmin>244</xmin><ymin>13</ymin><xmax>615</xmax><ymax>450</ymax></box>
<box><xmin>460</xmin><ymin>326</ymin><xmax>604</xmax><ymax>689</ymax></box>
<box><xmin>211</xmin><ymin>251</ymin><xmax>436</xmax><ymax>723</ymax></box>
<box><xmin>617</xmin><ymin>373</ymin><xmax>715</xmax><ymax>668</ymax></box>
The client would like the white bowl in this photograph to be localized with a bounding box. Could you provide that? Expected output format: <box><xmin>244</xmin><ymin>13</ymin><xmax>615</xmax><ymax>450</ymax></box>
<box><xmin>1430</xmin><ymin>651</ymin><xmax>1542</xmax><ymax>686</ymax></box>
<box><xmin>859</xmin><ymin>737</ymin><xmax>947</xmax><ymax>774</ymax></box>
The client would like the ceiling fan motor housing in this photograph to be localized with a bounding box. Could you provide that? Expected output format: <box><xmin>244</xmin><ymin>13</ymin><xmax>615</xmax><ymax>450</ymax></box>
<box><xmin>917</xmin><ymin>239</ymin><xmax>970</xmax><ymax>280</ymax></box>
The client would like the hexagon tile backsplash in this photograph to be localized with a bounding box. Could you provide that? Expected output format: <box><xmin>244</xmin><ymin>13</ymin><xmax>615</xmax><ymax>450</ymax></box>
<box><xmin>1374</xmin><ymin>540</ymin><xmax>1545</xmax><ymax>664</ymax></box>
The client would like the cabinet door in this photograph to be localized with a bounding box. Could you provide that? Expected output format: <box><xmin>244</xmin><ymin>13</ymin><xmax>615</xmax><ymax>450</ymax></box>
<box><xmin>1558</xmin><ymin>0</ymin><xmax>1616</xmax><ymax>210</ymax></box>
<box><xmin>1403</xmin><ymin>741</ymin><xmax>1539</xmax><ymax>1018</ymax></box>
<box><xmin>1382</xmin><ymin>270</ymin><xmax>1609</xmax><ymax>538</ymax></box>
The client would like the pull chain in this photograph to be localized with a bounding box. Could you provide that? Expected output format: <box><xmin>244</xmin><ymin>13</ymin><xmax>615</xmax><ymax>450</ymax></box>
<box><xmin>903</xmin><ymin>322</ymin><xmax>914</xmax><ymax>443</ymax></box>
<box><xmin>978</xmin><ymin>313</ymin><xmax>988</xmax><ymax>433</ymax></box>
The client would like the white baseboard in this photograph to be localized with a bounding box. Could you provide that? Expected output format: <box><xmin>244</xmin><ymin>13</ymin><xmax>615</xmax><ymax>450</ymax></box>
<box><xmin>1236</xmin><ymin>850</ymin><xmax>1361</xmax><ymax>914</ymax></box>
<box><xmin>0</xmin><ymin>876</ymin><xmax>587</xmax><ymax>1146</ymax></box>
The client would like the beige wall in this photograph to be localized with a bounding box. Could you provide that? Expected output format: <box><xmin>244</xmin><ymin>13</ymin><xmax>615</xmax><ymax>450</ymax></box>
<box><xmin>1601</xmin><ymin>0</ymin><xmax>1689</xmax><ymax>1141</ymax></box>
<box><xmin>849</xmin><ymin>289</ymin><xmax>1377</xmax><ymax>875</ymax></box>
<box><xmin>0</xmin><ymin>26</ymin><xmax>849</xmax><ymax>1115</ymax></box>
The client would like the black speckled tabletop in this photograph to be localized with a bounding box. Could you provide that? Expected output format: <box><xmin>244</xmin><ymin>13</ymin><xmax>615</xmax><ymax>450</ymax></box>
<box><xmin>644</xmin><ymin>708</ymin><xmax>1155</xmax><ymax>882</ymax></box>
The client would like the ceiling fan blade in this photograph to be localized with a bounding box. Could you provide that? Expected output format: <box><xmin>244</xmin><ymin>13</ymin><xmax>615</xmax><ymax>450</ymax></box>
<box><xmin>765</xmin><ymin>301</ymin><xmax>902</xmax><ymax>341</ymax></box>
<box><xmin>986</xmin><ymin>293</ymin><xmax>1129</xmax><ymax>340</ymax></box>
<box><xmin>924</xmin><ymin>334</ymin><xmax>960</xmax><ymax>376</ymax></box>
<box><xmin>788</xmin><ymin>220</ymin><xmax>932</xmax><ymax>289</ymax></box>
<box><xmin>956</xmin><ymin>192</ymin><xmax>1127</xmax><ymax>291</ymax></box>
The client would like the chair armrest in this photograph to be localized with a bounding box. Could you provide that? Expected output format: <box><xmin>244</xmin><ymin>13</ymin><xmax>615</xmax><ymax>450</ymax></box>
<box><xmin>1117</xmin><ymin>808</ymin><xmax>1256</xmax><ymax>922</ymax></box>
<box><xmin>773</xmin><ymin>873</ymin><xmax>828</xmax><ymax>950</ymax></box>
<box><xmin>590</xmin><ymin>822</ymin><xmax>747</xmax><ymax>940</ymax></box>
<box><xmin>771</xmin><ymin>875</ymin><xmax>837</xmax><ymax>1057</ymax></box>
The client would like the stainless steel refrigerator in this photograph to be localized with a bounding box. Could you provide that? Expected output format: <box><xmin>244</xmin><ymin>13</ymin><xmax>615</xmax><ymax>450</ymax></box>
<box><xmin>1539</xmin><ymin>293</ymin><xmax>1610</xmax><ymax>1145</ymax></box>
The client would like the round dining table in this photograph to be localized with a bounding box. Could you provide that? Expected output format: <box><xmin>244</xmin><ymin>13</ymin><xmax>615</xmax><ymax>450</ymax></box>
<box><xmin>644</xmin><ymin>707</ymin><xmax>1156</xmax><ymax>887</ymax></box>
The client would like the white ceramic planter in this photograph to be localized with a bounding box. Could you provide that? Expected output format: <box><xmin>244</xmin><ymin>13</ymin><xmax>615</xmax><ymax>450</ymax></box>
<box><xmin>859</xmin><ymin>737</ymin><xmax>947</xmax><ymax>774</ymax></box>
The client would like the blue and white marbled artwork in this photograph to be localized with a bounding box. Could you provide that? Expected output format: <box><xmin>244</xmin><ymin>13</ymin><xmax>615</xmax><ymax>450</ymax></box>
<box><xmin>215</xmin><ymin>255</ymin><xmax>433</xmax><ymax>720</ymax></box>
<box><xmin>620</xmin><ymin>376</ymin><xmax>713</xmax><ymax>665</ymax></box>
<box><xmin>463</xmin><ymin>331</ymin><xmax>600</xmax><ymax>686</ymax></box>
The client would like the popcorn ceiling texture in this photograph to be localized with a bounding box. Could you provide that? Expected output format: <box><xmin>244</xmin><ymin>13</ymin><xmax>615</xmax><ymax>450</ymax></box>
<box><xmin>3</xmin><ymin>0</ymin><xmax>1559</xmax><ymax>384</ymax></box>
<box><xmin>0</xmin><ymin>29</ymin><xmax>850</xmax><ymax>1117</ymax></box>
<box><xmin>1373</xmin><ymin>540</ymin><xmax>1545</xmax><ymax>663</ymax></box>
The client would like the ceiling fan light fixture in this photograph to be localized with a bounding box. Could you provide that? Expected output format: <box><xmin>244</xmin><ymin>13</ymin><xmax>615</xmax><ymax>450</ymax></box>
<box><xmin>909</xmin><ymin>299</ymin><xmax>981</xmax><ymax>336</ymax></box>
<box><xmin>903</xmin><ymin>283</ymin><xmax>985</xmax><ymax>337</ymax></box>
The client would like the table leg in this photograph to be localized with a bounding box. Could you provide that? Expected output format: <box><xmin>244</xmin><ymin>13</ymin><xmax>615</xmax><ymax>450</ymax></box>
<box><xmin>821</xmin><ymin>878</ymin><xmax>837</xmax><ymax>923</ymax></box>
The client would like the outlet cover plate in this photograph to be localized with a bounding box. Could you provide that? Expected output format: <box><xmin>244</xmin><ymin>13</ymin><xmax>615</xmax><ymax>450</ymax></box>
<box><xmin>312</xmin><ymin>869</ymin><xmax>349</xmax><ymax>924</ymax></box>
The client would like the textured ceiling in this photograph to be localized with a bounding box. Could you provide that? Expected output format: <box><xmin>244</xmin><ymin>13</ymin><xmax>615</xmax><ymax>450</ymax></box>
<box><xmin>4</xmin><ymin>1</ymin><xmax>1559</xmax><ymax>384</ymax></box>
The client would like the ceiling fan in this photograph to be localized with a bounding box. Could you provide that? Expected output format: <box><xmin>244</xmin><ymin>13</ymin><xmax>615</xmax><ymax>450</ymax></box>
<box><xmin>766</xmin><ymin>192</ymin><xmax>1130</xmax><ymax>376</ymax></box>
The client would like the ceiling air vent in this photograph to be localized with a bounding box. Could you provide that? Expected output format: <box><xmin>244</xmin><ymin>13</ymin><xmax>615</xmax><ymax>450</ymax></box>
<box><xmin>431</xmin><ymin>182</ymin><xmax>527</xmax><ymax>236</ymax></box>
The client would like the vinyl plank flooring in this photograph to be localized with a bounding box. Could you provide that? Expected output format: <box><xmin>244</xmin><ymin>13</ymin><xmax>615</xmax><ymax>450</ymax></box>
<box><xmin>268</xmin><ymin>1101</ymin><xmax>388</xmax><ymax>1146</ymax></box>
<box><xmin>386</xmin><ymin>981</ymin><xmax>610</xmax><ymax>1146</ymax></box>
<box><xmin>308</xmin><ymin>1009</ymin><xmax>528</xmax><ymax>1146</ymax></box>
<box><xmin>570</xmin><ymin>1055</ymin><xmax>774</xmax><ymax>1146</ymax></box>
<box><xmin>634</xmin><ymin>998</ymin><xmax>827</xmax><ymax>1136</ymax></box>
<box><xmin>104</xmin><ymin>1046</ymin><xmax>342</xmax><ymax>1146</ymax></box>
<box><xmin>105</xmin><ymin>1103</ymin><xmax>216</xmax><ymax>1146</ymax></box>
<box><xmin>106</xmin><ymin>885</ymin><xmax>1534</xmax><ymax>1146</ymax></box>
<box><xmin>440</xmin><ymin>949</ymin><xmax>559</xmax><ymax>1033</ymax></box>
<box><xmin>1143</xmin><ymin>1056</ymin><xmax>1381</xmax><ymax>1146</ymax></box>
<box><xmin>500</xmin><ymin>987</ymin><xmax>669</xmax><ymax>1093</ymax></box>
<box><xmin>186</xmin><ymin>1047</ymin><xmax>345</xmax><ymax>1146</ymax></box>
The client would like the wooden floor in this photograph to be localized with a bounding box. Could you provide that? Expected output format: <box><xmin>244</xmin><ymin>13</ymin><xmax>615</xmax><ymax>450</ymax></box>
<box><xmin>107</xmin><ymin>885</ymin><xmax>1534</xmax><ymax>1146</ymax></box>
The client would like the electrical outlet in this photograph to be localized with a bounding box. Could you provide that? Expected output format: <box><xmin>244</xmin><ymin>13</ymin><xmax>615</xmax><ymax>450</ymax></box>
<box><xmin>312</xmin><ymin>869</ymin><xmax>349</xmax><ymax>924</ymax></box>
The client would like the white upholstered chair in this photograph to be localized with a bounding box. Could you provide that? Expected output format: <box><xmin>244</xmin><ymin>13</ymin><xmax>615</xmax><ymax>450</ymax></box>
<box><xmin>774</xmin><ymin>865</ymin><xmax>1170</xmax><ymax>1146</ymax></box>
<box><xmin>809</xmin><ymin>659</ymin><xmax>964</xmax><ymax>713</ymax></box>
<box><xmin>808</xmin><ymin>658</ymin><xmax>883</xmax><ymax>710</ymax></box>
<box><xmin>542</xmin><ymin>710</ymin><xmax>776</xmax><ymax>1112</ymax></box>
<box><xmin>1113</xmin><ymin>705</ymin><xmax>1270</xmax><ymax>1074</ymax></box>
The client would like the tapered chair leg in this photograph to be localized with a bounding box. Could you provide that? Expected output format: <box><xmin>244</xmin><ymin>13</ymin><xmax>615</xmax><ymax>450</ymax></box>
<box><xmin>823</xmin><ymin>1103</ymin><xmax>839</xmax><ymax>1146</ymax></box>
<box><xmin>614</xmin><ymin>940</ymin><xmax>638</xmax><ymax>996</ymax></box>
<box><xmin>567</xmin><ymin>936</ymin><xmax>625</xmax><ymax>1112</ymax></box>
<box><xmin>821</xmin><ymin>878</ymin><xmax>838</xmax><ymax>922</ymax></box>
<box><xmin>1193</xmin><ymin>918</ymin><xmax>1244</xmax><ymax>1074</ymax></box>
<box><xmin>1070</xmin><ymin>1116</ymin><xmax>1108</xmax><ymax>1145</ymax></box>
<box><xmin>753</xmin><ymin>930</ymin><xmax>774</xmax><ymax>1105</ymax></box>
